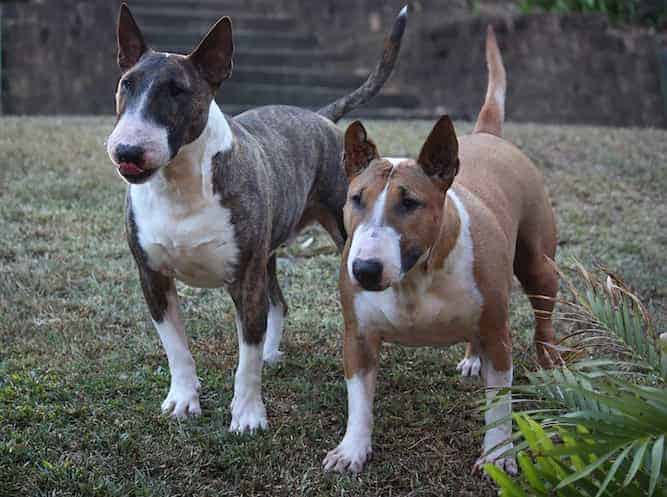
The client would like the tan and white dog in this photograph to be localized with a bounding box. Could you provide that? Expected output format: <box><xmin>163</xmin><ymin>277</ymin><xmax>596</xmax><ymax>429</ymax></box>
<box><xmin>323</xmin><ymin>26</ymin><xmax>561</xmax><ymax>474</ymax></box>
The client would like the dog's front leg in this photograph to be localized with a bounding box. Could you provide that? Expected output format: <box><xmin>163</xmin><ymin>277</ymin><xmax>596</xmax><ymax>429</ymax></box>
<box><xmin>155</xmin><ymin>283</ymin><xmax>202</xmax><ymax>417</ymax></box>
<box><xmin>324</xmin><ymin>324</ymin><xmax>380</xmax><ymax>473</ymax></box>
<box><xmin>228</xmin><ymin>266</ymin><xmax>269</xmax><ymax>433</ymax></box>
<box><xmin>136</xmin><ymin>265</ymin><xmax>201</xmax><ymax>418</ymax></box>
<box><xmin>128</xmin><ymin>202</ymin><xmax>200</xmax><ymax>417</ymax></box>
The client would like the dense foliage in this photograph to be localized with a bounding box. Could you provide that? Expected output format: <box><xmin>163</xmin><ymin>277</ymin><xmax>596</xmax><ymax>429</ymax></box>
<box><xmin>484</xmin><ymin>263</ymin><xmax>667</xmax><ymax>496</ymax></box>
<box><xmin>517</xmin><ymin>0</ymin><xmax>667</xmax><ymax>27</ymax></box>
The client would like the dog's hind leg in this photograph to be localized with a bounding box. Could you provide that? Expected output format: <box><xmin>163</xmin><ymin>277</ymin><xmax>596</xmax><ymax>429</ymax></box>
<box><xmin>456</xmin><ymin>342</ymin><xmax>482</xmax><ymax>378</ymax></box>
<box><xmin>316</xmin><ymin>206</ymin><xmax>346</xmax><ymax>252</ymax></box>
<box><xmin>229</xmin><ymin>260</ymin><xmax>270</xmax><ymax>433</ymax></box>
<box><xmin>263</xmin><ymin>254</ymin><xmax>287</xmax><ymax>364</ymax></box>
<box><xmin>514</xmin><ymin>219</ymin><xmax>562</xmax><ymax>368</ymax></box>
<box><xmin>311</xmin><ymin>155</ymin><xmax>348</xmax><ymax>252</ymax></box>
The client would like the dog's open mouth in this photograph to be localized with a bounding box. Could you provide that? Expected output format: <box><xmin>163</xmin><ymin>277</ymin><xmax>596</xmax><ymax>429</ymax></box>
<box><xmin>117</xmin><ymin>162</ymin><xmax>156</xmax><ymax>183</ymax></box>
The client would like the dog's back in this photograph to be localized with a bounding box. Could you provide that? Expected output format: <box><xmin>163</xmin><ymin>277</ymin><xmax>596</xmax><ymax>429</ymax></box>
<box><xmin>231</xmin><ymin>105</ymin><xmax>348</xmax><ymax>249</ymax></box>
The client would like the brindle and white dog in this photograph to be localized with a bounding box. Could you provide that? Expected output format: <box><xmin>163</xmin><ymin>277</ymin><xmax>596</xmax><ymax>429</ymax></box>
<box><xmin>107</xmin><ymin>3</ymin><xmax>407</xmax><ymax>432</ymax></box>
<box><xmin>324</xmin><ymin>27</ymin><xmax>561</xmax><ymax>473</ymax></box>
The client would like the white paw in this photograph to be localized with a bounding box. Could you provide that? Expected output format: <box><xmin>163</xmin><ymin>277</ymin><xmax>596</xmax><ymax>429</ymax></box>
<box><xmin>229</xmin><ymin>395</ymin><xmax>268</xmax><ymax>433</ymax></box>
<box><xmin>161</xmin><ymin>378</ymin><xmax>201</xmax><ymax>418</ymax></box>
<box><xmin>262</xmin><ymin>349</ymin><xmax>284</xmax><ymax>365</ymax></box>
<box><xmin>457</xmin><ymin>355</ymin><xmax>481</xmax><ymax>377</ymax></box>
<box><xmin>323</xmin><ymin>437</ymin><xmax>372</xmax><ymax>473</ymax></box>
<box><xmin>474</xmin><ymin>453</ymin><xmax>518</xmax><ymax>475</ymax></box>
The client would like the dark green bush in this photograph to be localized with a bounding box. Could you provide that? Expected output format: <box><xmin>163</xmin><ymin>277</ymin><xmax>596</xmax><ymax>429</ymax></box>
<box><xmin>517</xmin><ymin>0</ymin><xmax>666</xmax><ymax>27</ymax></box>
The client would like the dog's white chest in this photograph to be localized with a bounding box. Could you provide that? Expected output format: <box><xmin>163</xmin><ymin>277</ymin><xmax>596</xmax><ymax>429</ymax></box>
<box><xmin>131</xmin><ymin>184</ymin><xmax>239</xmax><ymax>288</ymax></box>
<box><xmin>354</xmin><ymin>271</ymin><xmax>483</xmax><ymax>346</ymax></box>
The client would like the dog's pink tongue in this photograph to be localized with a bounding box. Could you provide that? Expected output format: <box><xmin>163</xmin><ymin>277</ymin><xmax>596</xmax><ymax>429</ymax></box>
<box><xmin>118</xmin><ymin>162</ymin><xmax>144</xmax><ymax>176</ymax></box>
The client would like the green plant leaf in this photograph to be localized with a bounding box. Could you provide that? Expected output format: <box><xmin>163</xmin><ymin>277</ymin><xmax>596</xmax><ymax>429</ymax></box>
<box><xmin>517</xmin><ymin>452</ymin><xmax>547</xmax><ymax>493</ymax></box>
<box><xmin>515</xmin><ymin>414</ymin><xmax>539</xmax><ymax>449</ymax></box>
<box><xmin>483</xmin><ymin>463</ymin><xmax>528</xmax><ymax>497</ymax></box>
<box><xmin>624</xmin><ymin>440</ymin><xmax>649</xmax><ymax>486</ymax></box>
<box><xmin>595</xmin><ymin>443</ymin><xmax>633</xmax><ymax>497</ymax></box>
<box><xmin>649</xmin><ymin>435</ymin><xmax>664</xmax><ymax>496</ymax></box>
<box><xmin>556</xmin><ymin>450</ymin><xmax>614</xmax><ymax>489</ymax></box>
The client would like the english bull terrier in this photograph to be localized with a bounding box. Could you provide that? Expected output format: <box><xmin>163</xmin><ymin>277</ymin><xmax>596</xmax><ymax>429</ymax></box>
<box><xmin>106</xmin><ymin>3</ymin><xmax>407</xmax><ymax>432</ymax></box>
<box><xmin>324</xmin><ymin>26</ymin><xmax>561</xmax><ymax>474</ymax></box>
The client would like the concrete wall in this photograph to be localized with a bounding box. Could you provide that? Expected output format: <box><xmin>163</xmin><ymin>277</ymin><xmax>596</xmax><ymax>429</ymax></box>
<box><xmin>289</xmin><ymin>0</ymin><xmax>469</xmax><ymax>95</ymax></box>
<box><xmin>391</xmin><ymin>13</ymin><xmax>667</xmax><ymax>127</ymax></box>
<box><xmin>295</xmin><ymin>4</ymin><xmax>667</xmax><ymax>127</ymax></box>
<box><xmin>1</xmin><ymin>0</ymin><xmax>117</xmax><ymax>115</ymax></box>
<box><xmin>1</xmin><ymin>0</ymin><xmax>666</xmax><ymax>127</ymax></box>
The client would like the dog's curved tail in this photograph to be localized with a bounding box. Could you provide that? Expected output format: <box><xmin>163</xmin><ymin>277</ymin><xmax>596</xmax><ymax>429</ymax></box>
<box><xmin>317</xmin><ymin>6</ymin><xmax>408</xmax><ymax>123</ymax></box>
<box><xmin>473</xmin><ymin>25</ymin><xmax>506</xmax><ymax>137</ymax></box>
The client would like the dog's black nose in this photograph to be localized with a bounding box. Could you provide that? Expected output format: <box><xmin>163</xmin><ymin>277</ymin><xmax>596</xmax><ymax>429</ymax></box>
<box><xmin>116</xmin><ymin>144</ymin><xmax>145</xmax><ymax>165</ymax></box>
<box><xmin>352</xmin><ymin>258</ymin><xmax>384</xmax><ymax>290</ymax></box>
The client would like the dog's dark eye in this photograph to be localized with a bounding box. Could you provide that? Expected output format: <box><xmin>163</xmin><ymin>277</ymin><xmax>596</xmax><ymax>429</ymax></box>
<box><xmin>401</xmin><ymin>196</ymin><xmax>422</xmax><ymax>212</ymax></box>
<box><xmin>121</xmin><ymin>79</ymin><xmax>133</xmax><ymax>93</ymax></box>
<box><xmin>169</xmin><ymin>82</ymin><xmax>187</xmax><ymax>97</ymax></box>
<box><xmin>351</xmin><ymin>192</ymin><xmax>364</xmax><ymax>209</ymax></box>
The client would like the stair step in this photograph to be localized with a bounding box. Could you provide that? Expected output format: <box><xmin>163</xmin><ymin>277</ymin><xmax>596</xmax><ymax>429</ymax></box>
<box><xmin>231</xmin><ymin>67</ymin><xmax>364</xmax><ymax>89</ymax></box>
<box><xmin>125</xmin><ymin>2</ymin><xmax>420</xmax><ymax>116</ymax></box>
<box><xmin>143</xmin><ymin>29</ymin><xmax>318</xmax><ymax>51</ymax></box>
<box><xmin>223</xmin><ymin>105</ymin><xmax>434</xmax><ymax>119</ymax></box>
<box><xmin>129</xmin><ymin>0</ymin><xmax>277</xmax><ymax>9</ymax></box>
<box><xmin>154</xmin><ymin>46</ymin><xmax>349</xmax><ymax>67</ymax></box>
<box><xmin>219</xmin><ymin>83</ymin><xmax>420</xmax><ymax>109</ymax></box>
<box><xmin>131</xmin><ymin>7</ymin><xmax>296</xmax><ymax>31</ymax></box>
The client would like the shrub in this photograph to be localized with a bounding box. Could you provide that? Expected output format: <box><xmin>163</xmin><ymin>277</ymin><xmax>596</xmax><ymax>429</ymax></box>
<box><xmin>484</xmin><ymin>262</ymin><xmax>667</xmax><ymax>496</ymax></box>
<box><xmin>517</xmin><ymin>0</ymin><xmax>667</xmax><ymax>27</ymax></box>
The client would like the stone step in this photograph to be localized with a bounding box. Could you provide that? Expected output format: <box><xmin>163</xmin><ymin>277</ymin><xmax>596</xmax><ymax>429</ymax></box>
<box><xmin>129</xmin><ymin>0</ymin><xmax>278</xmax><ymax>10</ymax></box>
<box><xmin>143</xmin><ymin>28</ymin><xmax>318</xmax><ymax>51</ymax></box>
<box><xmin>218</xmin><ymin>83</ymin><xmax>420</xmax><ymax>109</ymax></box>
<box><xmin>154</xmin><ymin>46</ymin><xmax>349</xmax><ymax>67</ymax></box>
<box><xmin>231</xmin><ymin>66</ymin><xmax>364</xmax><ymax>89</ymax></box>
<box><xmin>131</xmin><ymin>7</ymin><xmax>296</xmax><ymax>31</ymax></box>
<box><xmin>223</xmin><ymin>104</ymin><xmax>429</xmax><ymax>119</ymax></box>
<box><xmin>125</xmin><ymin>2</ymin><xmax>421</xmax><ymax>119</ymax></box>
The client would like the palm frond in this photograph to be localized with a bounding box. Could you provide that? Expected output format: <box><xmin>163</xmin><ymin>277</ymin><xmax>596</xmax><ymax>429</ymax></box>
<box><xmin>552</xmin><ymin>260</ymin><xmax>663</xmax><ymax>378</ymax></box>
<box><xmin>484</xmin><ymin>261</ymin><xmax>667</xmax><ymax>495</ymax></box>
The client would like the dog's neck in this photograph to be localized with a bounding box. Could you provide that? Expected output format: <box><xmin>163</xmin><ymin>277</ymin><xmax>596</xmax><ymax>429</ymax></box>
<box><xmin>426</xmin><ymin>191</ymin><xmax>462</xmax><ymax>271</ymax></box>
<box><xmin>149</xmin><ymin>101</ymin><xmax>233</xmax><ymax>196</ymax></box>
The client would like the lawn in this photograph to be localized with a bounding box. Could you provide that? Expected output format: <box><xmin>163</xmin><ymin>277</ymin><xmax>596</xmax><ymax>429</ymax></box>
<box><xmin>1</xmin><ymin>116</ymin><xmax>665</xmax><ymax>496</ymax></box>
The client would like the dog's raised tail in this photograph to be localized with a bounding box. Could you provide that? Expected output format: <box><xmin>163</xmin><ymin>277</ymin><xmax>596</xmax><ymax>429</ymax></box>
<box><xmin>318</xmin><ymin>6</ymin><xmax>408</xmax><ymax>123</ymax></box>
<box><xmin>473</xmin><ymin>25</ymin><xmax>506</xmax><ymax>137</ymax></box>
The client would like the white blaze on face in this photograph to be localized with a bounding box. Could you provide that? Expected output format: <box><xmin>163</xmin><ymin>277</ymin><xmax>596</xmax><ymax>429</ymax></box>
<box><xmin>347</xmin><ymin>160</ymin><xmax>408</xmax><ymax>286</ymax></box>
<box><xmin>106</xmin><ymin>80</ymin><xmax>171</xmax><ymax>169</ymax></box>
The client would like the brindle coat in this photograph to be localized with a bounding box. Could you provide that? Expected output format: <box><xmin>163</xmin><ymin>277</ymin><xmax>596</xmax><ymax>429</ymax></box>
<box><xmin>110</xmin><ymin>3</ymin><xmax>408</xmax><ymax>426</ymax></box>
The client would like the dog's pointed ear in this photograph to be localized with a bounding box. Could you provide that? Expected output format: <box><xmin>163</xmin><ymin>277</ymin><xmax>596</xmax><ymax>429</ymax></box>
<box><xmin>117</xmin><ymin>3</ymin><xmax>147</xmax><ymax>72</ymax></box>
<box><xmin>188</xmin><ymin>17</ymin><xmax>234</xmax><ymax>88</ymax></box>
<box><xmin>417</xmin><ymin>115</ymin><xmax>460</xmax><ymax>189</ymax></box>
<box><xmin>344</xmin><ymin>121</ymin><xmax>379</xmax><ymax>179</ymax></box>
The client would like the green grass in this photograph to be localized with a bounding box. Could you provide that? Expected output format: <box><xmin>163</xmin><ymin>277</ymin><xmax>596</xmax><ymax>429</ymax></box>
<box><xmin>0</xmin><ymin>116</ymin><xmax>665</xmax><ymax>496</ymax></box>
